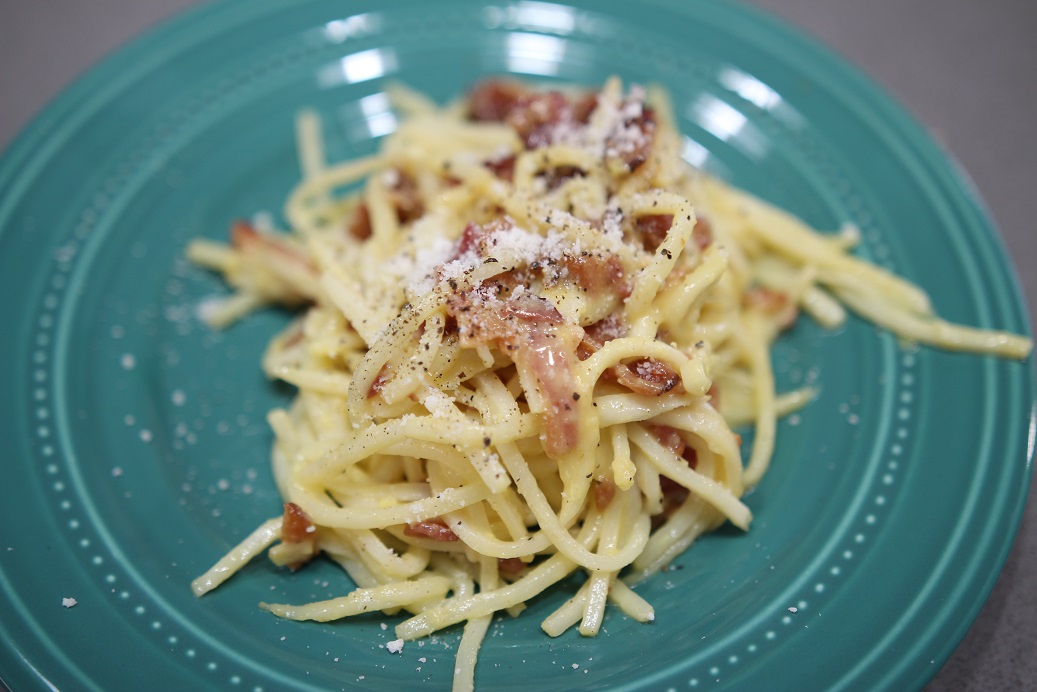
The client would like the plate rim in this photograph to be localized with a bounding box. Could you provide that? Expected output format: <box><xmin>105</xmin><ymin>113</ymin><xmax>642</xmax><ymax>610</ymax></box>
<box><xmin>0</xmin><ymin>0</ymin><xmax>1034</xmax><ymax>690</ymax></box>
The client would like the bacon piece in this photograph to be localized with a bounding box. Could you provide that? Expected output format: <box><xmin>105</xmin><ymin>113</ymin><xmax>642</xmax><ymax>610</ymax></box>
<box><xmin>579</xmin><ymin>315</ymin><xmax>681</xmax><ymax>395</ymax></box>
<box><xmin>500</xmin><ymin>298</ymin><xmax>584</xmax><ymax>458</ymax></box>
<box><xmin>369</xmin><ymin>321</ymin><xmax>423</xmax><ymax>395</ymax></box>
<box><xmin>468</xmin><ymin>79</ymin><xmax>529</xmax><ymax>122</ymax></box>
<box><xmin>445</xmin><ymin>217</ymin><xmax>624</xmax><ymax>303</ymax></box>
<box><xmin>582</xmin><ymin>348</ymin><xmax>675</xmax><ymax>394</ymax></box>
<box><xmin>594</xmin><ymin>478</ymin><xmax>617</xmax><ymax>510</ymax></box>
<box><xmin>483</xmin><ymin>153</ymin><xmax>516</xmax><ymax>182</ymax></box>
<box><xmin>449</xmin><ymin>290</ymin><xmax>584</xmax><ymax>458</ymax></box>
<box><xmin>278</xmin><ymin>502</ymin><xmax>318</xmax><ymax>569</ymax></box>
<box><xmin>648</xmin><ymin>425</ymin><xmax>686</xmax><ymax>458</ymax></box>
<box><xmin>577</xmin><ymin>309</ymin><xmax>623</xmax><ymax>361</ymax></box>
<box><xmin>682</xmin><ymin>445</ymin><xmax>698</xmax><ymax>469</ymax></box>
<box><xmin>498</xmin><ymin>557</ymin><xmax>527</xmax><ymax>576</ymax></box>
<box><xmin>581</xmin><ymin>315</ymin><xmax>627</xmax><ymax>352</ymax></box>
<box><xmin>607</xmin><ymin>105</ymin><xmax>656</xmax><ymax>171</ymax></box>
<box><xmin>280</xmin><ymin>320</ymin><xmax>306</xmax><ymax>350</ymax></box>
<box><xmin>439</xmin><ymin>218</ymin><xmax>515</xmax><ymax>270</ymax></box>
<box><xmin>743</xmin><ymin>286</ymin><xmax>798</xmax><ymax>329</ymax></box>
<box><xmin>656</xmin><ymin>476</ymin><xmax>689</xmax><ymax>525</ymax></box>
<box><xmin>471</xmin><ymin>81</ymin><xmax>654</xmax><ymax>164</ymax></box>
<box><xmin>439</xmin><ymin>219</ymin><xmax>637</xmax><ymax>457</ymax></box>
<box><xmin>347</xmin><ymin>203</ymin><xmax>372</xmax><ymax>240</ymax></box>
<box><xmin>635</xmin><ymin>214</ymin><xmax>674</xmax><ymax>253</ymax></box>
<box><xmin>560</xmin><ymin>253</ymin><xmax>630</xmax><ymax>299</ymax></box>
<box><xmin>282</xmin><ymin>503</ymin><xmax>316</xmax><ymax>544</ymax></box>
<box><xmin>541</xmin><ymin>164</ymin><xmax>585</xmax><ymax>191</ymax></box>
<box><xmin>230</xmin><ymin>219</ymin><xmax>261</xmax><ymax>247</ymax></box>
<box><xmin>403</xmin><ymin>518</ymin><xmax>459</xmax><ymax>542</ymax></box>
<box><xmin>456</xmin><ymin>220</ymin><xmax>492</xmax><ymax>259</ymax></box>
<box><xmin>344</xmin><ymin>170</ymin><xmax>422</xmax><ymax>242</ymax></box>
<box><xmin>654</xmin><ymin>433</ymin><xmax>699</xmax><ymax>523</ymax></box>
<box><xmin>623</xmin><ymin>358</ymin><xmax>682</xmax><ymax>395</ymax></box>
<box><xmin>505</xmin><ymin>91</ymin><xmax>572</xmax><ymax>149</ymax></box>
<box><xmin>231</xmin><ymin>221</ymin><xmax>317</xmax><ymax>274</ymax></box>
<box><xmin>692</xmin><ymin>216</ymin><xmax>713</xmax><ymax>250</ymax></box>
<box><xmin>572</xmin><ymin>92</ymin><xmax>598</xmax><ymax>123</ymax></box>
<box><xmin>634</xmin><ymin>214</ymin><xmax>712</xmax><ymax>254</ymax></box>
<box><xmin>230</xmin><ymin>221</ymin><xmax>320</xmax><ymax>304</ymax></box>
<box><xmin>706</xmin><ymin>381</ymin><xmax>721</xmax><ymax>410</ymax></box>
<box><xmin>367</xmin><ymin>362</ymin><xmax>393</xmax><ymax>399</ymax></box>
<box><xmin>387</xmin><ymin>170</ymin><xmax>424</xmax><ymax>224</ymax></box>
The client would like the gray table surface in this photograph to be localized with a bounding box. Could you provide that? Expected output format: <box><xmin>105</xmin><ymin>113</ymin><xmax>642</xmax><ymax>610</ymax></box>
<box><xmin>2</xmin><ymin>1</ymin><xmax>1034</xmax><ymax>689</ymax></box>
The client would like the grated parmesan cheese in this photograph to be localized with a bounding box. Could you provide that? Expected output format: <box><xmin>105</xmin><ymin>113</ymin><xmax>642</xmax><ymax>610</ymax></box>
<box><xmin>550</xmin><ymin>83</ymin><xmax>649</xmax><ymax>161</ymax></box>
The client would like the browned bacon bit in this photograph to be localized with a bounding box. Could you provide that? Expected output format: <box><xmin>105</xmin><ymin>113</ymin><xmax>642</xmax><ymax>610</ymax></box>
<box><xmin>387</xmin><ymin>170</ymin><xmax>424</xmax><ymax>224</ymax></box>
<box><xmin>449</xmin><ymin>290</ymin><xmax>584</xmax><ymax>458</ymax></box>
<box><xmin>617</xmin><ymin>358</ymin><xmax>682</xmax><ymax>396</ymax></box>
<box><xmin>648</xmin><ymin>425</ymin><xmax>686</xmax><ymax>458</ymax></box>
<box><xmin>655</xmin><ymin>476</ymin><xmax>689</xmax><ymax>527</ymax></box>
<box><xmin>646</xmin><ymin>427</ymin><xmax>701</xmax><ymax>520</ymax></box>
<box><xmin>279</xmin><ymin>502</ymin><xmax>318</xmax><ymax>570</ymax></box>
<box><xmin>281</xmin><ymin>322</ymin><xmax>306</xmax><ymax>349</ymax></box>
<box><xmin>347</xmin><ymin>203</ymin><xmax>372</xmax><ymax>240</ymax></box>
<box><xmin>347</xmin><ymin>171</ymin><xmax>422</xmax><ymax>239</ymax></box>
<box><xmin>542</xmin><ymin>164</ymin><xmax>585</xmax><ymax>191</ymax></box>
<box><xmin>572</xmin><ymin>92</ymin><xmax>599</xmax><ymax>123</ymax></box>
<box><xmin>578</xmin><ymin>316</ymin><xmax>681</xmax><ymax>395</ymax></box>
<box><xmin>692</xmin><ymin>216</ymin><xmax>713</xmax><ymax>250</ymax></box>
<box><xmin>594</xmin><ymin>478</ymin><xmax>617</xmax><ymax>510</ymax></box>
<box><xmin>561</xmin><ymin>253</ymin><xmax>630</xmax><ymax>299</ymax></box>
<box><xmin>608</xmin><ymin>105</ymin><xmax>656</xmax><ymax>171</ymax></box>
<box><xmin>483</xmin><ymin>153</ymin><xmax>516</xmax><ymax>182</ymax></box>
<box><xmin>231</xmin><ymin>221</ymin><xmax>318</xmax><ymax>274</ymax></box>
<box><xmin>635</xmin><ymin>214</ymin><xmax>674</xmax><ymax>253</ymax></box>
<box><xmin>506</xmin><ymin>91</ymin><xmax>572</xmax><ymax>149</ymax></box>
<box><xmin>502</xmin><ymin>299</ymin><xmax>582</xmax><ymax>455</ymax></box>
<box><xmin>682</xmin><ymin>445</ymin><xmax>699</xmax><ymax>469</ymax></box>
<box><xmin>468</xmin><ymin>79</ymin><xmax>530</xmax><ymax>122</ymax></box>
<box><xmin>403</xmin><ymin>518</ymin><xmax>459</xmax><ymax>542</ymax></box>
<box><xmin>498</xmin><ymin>557</ymin><xmax>527</xmax><ymax>576</ymax></box>
<box><xmin>367</xmin><ymin>362</ymin><xmax>393</xmax><ymax>399</ymax></box>
<box><xmin>636</xmin><ymin>214</ymin><xmax>711</xmax><ymax>254</ymax></box>
<box><xmin>582</xmin><ymin>314</ymin><xmax>627</xmax><ymax>350</ymax></box>
<box><xmin>449</xmin><ymin>220</ymin><xmax>497</xmax><ymax>263</ymax></box>
<box><xmin>282</xmin><ymin>503</ymin><xmax>317</xmax><ymax>545</ymax></box>
<box><xmin>743</xmin><ymin>286</ymin><xmax>798</xmax><ymax>330</ymax></box>
<box><xmin>658</xmin><ymin>426</ymin><xmax>700</xmax><ymax>470</ymax></box>
<box><xmin>577</xmin><ymin>316</ymin><xmax>621</xmax><ymax>361</ymax></box>
<box><xmin>652</xmin><ymin>424</ymin><xmax>699</xmax><ymax>468</ymax></box>
<box><xmin>230</xmin><ymin>219</ymin><xmax>260</xmax><ymax>247</ymax></box>
<box><xmin>706</xmin><ymin>381</ymin><xmax>721</xmax><ymax>410</ymax></box>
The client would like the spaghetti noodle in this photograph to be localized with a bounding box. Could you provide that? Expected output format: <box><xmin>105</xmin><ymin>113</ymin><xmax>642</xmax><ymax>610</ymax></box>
<box><xmin>188</xmin><ymin>78</ymin><xmax>1031</xmax><ymax>690</ymax></box>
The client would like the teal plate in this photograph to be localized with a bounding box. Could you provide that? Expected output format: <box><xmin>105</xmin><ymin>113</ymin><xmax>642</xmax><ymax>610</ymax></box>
<box><xmin>0</xmin><ymin>1</ymin><xmax>1033</xmax><ymax>690</ymax></box>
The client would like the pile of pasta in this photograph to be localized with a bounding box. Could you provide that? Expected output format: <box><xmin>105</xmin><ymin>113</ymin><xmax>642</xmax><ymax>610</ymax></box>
<box><xmin>188</xmin><ymin>78</ymin><xmax>1031</xmax><ymax>689</ymax></box>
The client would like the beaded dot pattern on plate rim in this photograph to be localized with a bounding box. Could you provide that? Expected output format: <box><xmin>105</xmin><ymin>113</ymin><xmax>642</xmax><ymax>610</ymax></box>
<box><xmin>24</xmin><ymin>6</ymin><xmax>916</xmax><ymax>688</ymax></box>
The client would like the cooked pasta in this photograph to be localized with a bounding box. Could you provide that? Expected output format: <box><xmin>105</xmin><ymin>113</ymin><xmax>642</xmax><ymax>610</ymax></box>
<box><xmin>188</xmin><ymin>77</ymin><xmax>1031</xmax><ymax>690</ymax></box>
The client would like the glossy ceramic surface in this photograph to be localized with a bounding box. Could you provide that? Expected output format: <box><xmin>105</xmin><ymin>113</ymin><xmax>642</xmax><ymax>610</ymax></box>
<box><xmin>0</xmin><ymin>1</ymin><xmax>1033</xmax><ymax>689</ymax></box>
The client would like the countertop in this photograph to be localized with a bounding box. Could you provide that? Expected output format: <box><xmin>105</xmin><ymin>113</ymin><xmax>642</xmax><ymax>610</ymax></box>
<box><xmin>1</xmin><ymin>1</ymin><xmax>1034</xmax><ymax>689</ymax></box>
